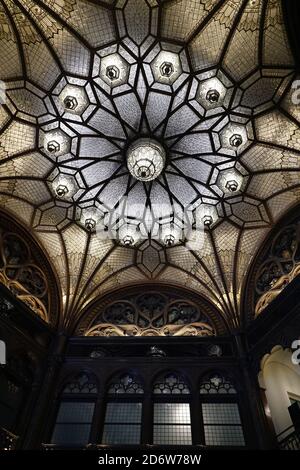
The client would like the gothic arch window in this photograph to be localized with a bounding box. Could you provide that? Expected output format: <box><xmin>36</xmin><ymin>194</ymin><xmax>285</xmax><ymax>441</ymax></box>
<box><xmin>152</xmin><ymin>372</ymin><xmax>192</xmax><ymax>445</ymax></box>
<box><xmin>199</xmin><ymin>372</ymin><xmax>245</xmax><ymax>447</ymax></box>
<box><xmin>200</xmin><ymin>372</ymin><xmax>237</xmax><ymax>395</ymax></box>
<box><xmin>80</xmin><ymin>288</ymin><xmax>220</xmax><ymax>337</ymax></box>
<box><xmin>62</xmin><ymin>373</ymin><xmax>98</xmax><ymax>394</ymax></box>
<box><xmin>0</xmin><ymin>213</ymin><xmax>60</xmax><ymax>325</ymax></box>
<box><xmin>101</xmin><ymin>373</ymin><xmax>144</xmax><ymax>445</ymax></box>
<box><xmin>51</xmin><ymin>372</ymin><xmax>98</xmax><ymax>447</ymax></box>
<box><xmin>153</xmin><ymin>371</ymin><xmax>191</xmax><ymax>395</ymax></box>
<box><xmin>243</xmin><ymin>210</ymin><xmax>300</xmax><ymax>322</ymax></box>
<box><xmin>107</xmin><ymin>373</ymin><xmax>144</xmax><ymax>395</ymax></box>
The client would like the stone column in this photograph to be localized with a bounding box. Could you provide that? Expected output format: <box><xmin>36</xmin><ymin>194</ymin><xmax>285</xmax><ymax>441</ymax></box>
<box><xmin>234</xmin><ymin>331</ymin><xmax>276</xmax><ymax>449</ymax></box>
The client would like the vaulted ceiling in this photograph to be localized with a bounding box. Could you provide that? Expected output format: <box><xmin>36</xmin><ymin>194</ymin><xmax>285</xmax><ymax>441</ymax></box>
<box><xmin>0</xmin><ymin>0</ymin><xmax>299</xmax><ymax>331</ymax></box>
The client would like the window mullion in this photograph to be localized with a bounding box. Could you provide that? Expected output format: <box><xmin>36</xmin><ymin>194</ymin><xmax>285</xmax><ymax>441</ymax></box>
<box><xmin>141</xmin><ymin>391</ymin><xmax>153</xmax><ymax>445</ymax></box>
<box><xmin>191</xmin><ymin>388</ymin><xmax>204</xmax><ymax>445</ymax></box>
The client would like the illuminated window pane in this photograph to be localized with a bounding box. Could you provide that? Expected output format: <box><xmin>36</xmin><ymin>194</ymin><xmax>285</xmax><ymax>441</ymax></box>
<box><xmin>153</xmin><ymin>403</ymin><xmax>192</xmax><ymax>445</ymax></box>
<box><xmin>102</xmin><ymin>402</ymin><xmax>142</xmax><ymax>445</ymax></box>
<box><xmin>202</xmin><ymin>403</ymin><xmax>241</xmax><ymax>424</ymax></box>
<box><xmin>154</xmin><ymin>403</ymin><xmax>191</xmax><ymax>424</ymax></box>
<box><xmin>153</xmin><ymin>425</ymin><xmax>192</xmax><ymax>445</ymax></box>
<box><xmin>105</xmin><ymin>402</ymin><xmax>142</xmax><ymax>423</ymax></box>
<box><xmin>202</xmin><ymin>403</ymin><xmax>245</xmax><ymax>447</ymax></box>
<box><xmin>203</xmin><ymin>425</ymin><xmax>245</xmax><ymax>446</ymax></box>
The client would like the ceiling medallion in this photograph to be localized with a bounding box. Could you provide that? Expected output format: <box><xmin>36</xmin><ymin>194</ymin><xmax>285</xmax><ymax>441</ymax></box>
<box><xmin>0</xmin><ymin>0</ymin><xmax>295</xmax><ymax>333</ymax></box>
<box><xmin>59</xmin><ymin>84</ymin><xmax>89</xmax><ymax>115</ymax></box>
<box><xmin>219</xmin><ymin>169</ymin><xmax>244</xmax><ymax>194</ymax></box>
<box><xmin>126</xmin><ymin>138</ymin><xmax>166</xmax><ymax>182</ymax></box>
<box><xmin>53</xmin><ymin>177</ymin><xmax>73</xmax><ymax>199</ymax></box>
<box><xmin>117</xmin><ymin>223</ymin><xmax>141</xmax><ymax>247</ymax></box>
<box><xmin>15</xmin><ymin>3</ymin><xmax>279</xmax><ymax>252</ymax></box>
<box><xmin>151</xmin><ymin>50</ymin><xmax>182</xmax><ymax>85</ymax></box>
<box><xmin>43</xmin><ymin>129</ymin><xmax>71</xmax><ymax>158</ymax></box>
<box><xmin>76</xmin><ymin>204</ymin><xmax>105</xmax><ymax>233</ymax></box>
<box><xmin>55</xmin><ymin>184</ymin><xmax>69</xmax><ymax>198</ymax></box>
<box><xmin>98</xmin><ymin>52</ymin><xmax>129</xmax><ymax>88</ymax></box>
<box><xmin>197</xmin><ymin>76</ymin><xmax>229</xmax><ymax>110</ymax></box>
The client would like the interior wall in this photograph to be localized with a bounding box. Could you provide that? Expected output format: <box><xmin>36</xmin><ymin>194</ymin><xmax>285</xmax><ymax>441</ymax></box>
<box><xmin>259</xmin><ymin>346</ymin><xmax>300</xmax><ymax>439</ymax></box>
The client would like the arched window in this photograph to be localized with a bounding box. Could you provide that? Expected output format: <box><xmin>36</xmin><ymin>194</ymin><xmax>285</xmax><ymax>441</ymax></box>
<box><xmin>152</xmin><ymin>372</ymin><xmax>192</xmax><ymax>445</ymax></box>
<box><xmin>51</xmin><ymin>373</ymin><xmax>97</xmax><ymax>447</ymax></box>
<box><xmin>101</xmin><ymin>373</ymin><xmax>144</xmax><ymax>445</ymax></box>
<box><xmin>199</xmin><ymin>372</ymin><xmax>245</xmax><ymax>447</ymax></box>
<box><xmin>200</xmin><ymin>373</ymin><xmax>237</xmax><ymax>395</ymax></box>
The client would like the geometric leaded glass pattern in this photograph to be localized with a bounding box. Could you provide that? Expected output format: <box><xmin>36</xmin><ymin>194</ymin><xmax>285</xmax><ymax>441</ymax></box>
<box><xmin>51</xmin><ymin>402</ymin><xmax>95</xmax><ymax>446</ymax></box>
<box><xmin>103</xmin><ymin>372</ymin><xmax>143</xmax><ymax>444</ymax></box>
<box><xmin>102</xmin><ymin>402</ymin><xmax>142</xmax><ymax>445</ymax></box>
<box><xmin>0</xmin><ymin>227</ymin><xmax>49</xmax><ymax>322</ymax></box>
<box><xmin>202</xmin><ymin>403</ymin><xmax>245</xmax><ymax>447</ymax></box>
<box><xmin>107</xmin><ymin>374</ymin><xmax>144</xmax><ymax>395</ymax></box>
<box><xmin>85</xmin><ymin>292</ymin><xmax>215</xmax><ymax>337</ymax></box>
<box><xmin>253</xmin><ymin>217</ymin><xmax>300</xmax><ymax>316</ymax></box>
<box><xmin>0</xmin><ymin>0</ymin><xmax>299</xmax><ymax>332</ymax></box>
<box><xmin>50</xmin><ymin>368</ymin><xmax>248</xmax><ymax>447</ymax></box>
<box><xmin>154</xmin><ymin>402</ymin><xmax>191</xmax><ymax>424</ymax></box>
<box><xmin>202</xmin><ymin>403</ymin><xmax>242</xmax><ymax>425</ymax></box>
<box><xmin>153</xmin><ymin>403</ymin><xmax>192</xmax><ymax>445</ymax></box>
<box><xmin>62</xmin><ymin>373</ymin><xmax>98</xmax><ymax>394</ymax></box>
<box><xmin>200</xmin><ymin>373</ymin><xmax>237</xmax><ymax>395</ymax></box>
<box><xmin>51</xmin><ymin>373</ymin><xmax>98</xmax><ymax>446</ymax></box>
<box><xmin>153</xmin><ymin>372</ymin><xmax>190</xmax><ymax>395</ymax></box>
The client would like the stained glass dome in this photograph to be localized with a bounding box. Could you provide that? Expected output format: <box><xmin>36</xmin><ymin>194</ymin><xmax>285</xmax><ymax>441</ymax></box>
<box><xmin>0</xmin><ymin>0</ymin><xmax>298</xmax><ymax>332</ymax></box>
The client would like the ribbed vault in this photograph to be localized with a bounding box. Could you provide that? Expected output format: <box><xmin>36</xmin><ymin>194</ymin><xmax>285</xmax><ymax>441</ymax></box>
<box><xmin>0</xmin><ymin>0</ymin><xmax>299</xmax><ymax>332</ymax></box>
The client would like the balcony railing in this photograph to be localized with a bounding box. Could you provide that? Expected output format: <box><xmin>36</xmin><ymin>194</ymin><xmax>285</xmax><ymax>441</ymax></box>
<box><xmin>0</xmin><ymin>427</ymin><xmax>18</xmax><ymax>450</ymax></box>
<box><xmin>278</xmin><ymin>426</ymin><xmax>300</xmax><ymax>450</ymax></box>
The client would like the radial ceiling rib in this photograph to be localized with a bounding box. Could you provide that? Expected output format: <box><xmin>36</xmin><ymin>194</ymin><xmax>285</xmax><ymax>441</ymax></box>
<box><xmin>0</xmin><ymin>0</ymin><xmax>299</xmax><ymax>332</ymax></box>
<box><xmin>0</xmin><ymin>0</ymin><xmax>25</xmax><ymax>79</ymax></box>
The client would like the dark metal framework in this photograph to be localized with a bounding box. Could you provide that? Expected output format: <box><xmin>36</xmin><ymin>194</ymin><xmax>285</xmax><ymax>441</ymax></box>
<box><xmin>3</xmin><ymin>271</ymin><xmax>300</xmax><ymax>450</ymax></box>
<box><xmin>243</xmin><ymin>206</ymin><xmax>300</xmax><ymax>325</ymax></box>
<box><xmin>76</xmin><ymin>284</ymin><xmax>227</xmax><ymax>336</ymax></box>
<box><xmin>49</xmin><ymin>367</ymin><xmax>247</xmax><ymax>448</ymax></box>
<box><xmin>0</xmin><ymin>211</ymin><xmax>60</xmax><ymax>325</ymax></box>
<box><xmin>1</xmin><ymin>0</ymin><xmax>300</xmax><ymax>452</ymax></box>
<box><xmin>0</xmin><ymin>0</ymin><xmax>299</xmax><ymax>331</ymax></box>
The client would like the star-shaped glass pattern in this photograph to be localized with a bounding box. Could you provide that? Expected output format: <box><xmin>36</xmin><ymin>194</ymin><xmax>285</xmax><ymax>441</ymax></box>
<box><xmin>0</xmin><ymin>0</ymin><xmax>298</xmax><ymax>331</ymax></box>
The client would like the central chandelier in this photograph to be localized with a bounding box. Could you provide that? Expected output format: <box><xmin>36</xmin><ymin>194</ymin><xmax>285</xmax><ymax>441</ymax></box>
<box><xmin>126</xmin><ymin>138</ymin><xmax>166</xmax><ymax>182</ymax></box>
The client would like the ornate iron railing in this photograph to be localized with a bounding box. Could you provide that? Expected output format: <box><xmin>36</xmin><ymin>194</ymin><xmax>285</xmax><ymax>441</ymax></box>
<box><xmin>278</xmin><ymin>427</ymin><xmax>300</xmax><ymax>450</ymax></box>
